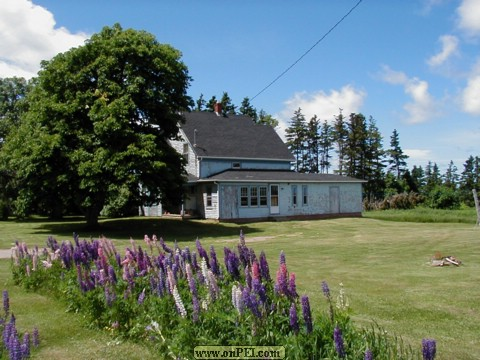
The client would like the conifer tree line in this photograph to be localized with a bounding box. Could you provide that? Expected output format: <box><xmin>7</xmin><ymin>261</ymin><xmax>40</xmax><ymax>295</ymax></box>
<box><xmin>283</xmin><ymin>107</ymin><xmax>479</xmax><ymax>209</ymax></box>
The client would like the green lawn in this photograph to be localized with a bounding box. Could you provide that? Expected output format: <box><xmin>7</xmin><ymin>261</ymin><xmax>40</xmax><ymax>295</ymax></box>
<box><xmin>1</xmin><ymin>213</ymin><xmax>479</xmax><ymax>359</ymax></box>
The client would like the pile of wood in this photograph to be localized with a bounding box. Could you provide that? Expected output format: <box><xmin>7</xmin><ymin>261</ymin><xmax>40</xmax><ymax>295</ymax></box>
<box><xmin>430</xmin><ymin>254</ymin><xmax>462</xmax><ymax>267</ymax></box>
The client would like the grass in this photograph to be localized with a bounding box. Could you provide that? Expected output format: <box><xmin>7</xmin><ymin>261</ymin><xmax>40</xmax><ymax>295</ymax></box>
<box><xmin>1</xmin><ymin>211</ymin><xmax>479</xmax><ymax>359</ymax></box>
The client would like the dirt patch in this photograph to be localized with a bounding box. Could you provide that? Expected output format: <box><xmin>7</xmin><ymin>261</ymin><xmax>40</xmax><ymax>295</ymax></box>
<box><xmin>220</xmin><ymin>236</ymin><xmax>276</xmax><ymax>243</ymax></box>
<box><xmin>0</xmin><ymin>249</ymin><xmax>12</xmax><ymax>259</ymax></box>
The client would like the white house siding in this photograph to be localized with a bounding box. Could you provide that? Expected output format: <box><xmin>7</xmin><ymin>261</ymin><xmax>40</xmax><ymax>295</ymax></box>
<box><xmin>200</xmin><ymin>158</ymin><xmax>291</xmax><ymax>178</ymax></box>
<box><xmin>284</xmin><ymin>183</ymin><xmax>363</xmax><ymax>216</ymax></box>
<box><xmin>169</xmin><ymin>136</ymin><xmax>198</xmax><ymax>177</ymax></box>
<box><xmin>217</xmin><ymin>182</ymin><xmax>362</xmax><ymax>220</ymax></box>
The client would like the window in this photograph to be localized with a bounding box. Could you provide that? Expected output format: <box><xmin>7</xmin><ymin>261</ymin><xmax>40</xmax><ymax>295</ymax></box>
<box><xmin>250</xmin><ymin>187</ymin><xmax>258</xmax><ymax>206</ymax></box>
<box><xmin>259</xmin><ymin>186</ymin><xmax>267</xmax><ymax>206</ymax></box>
<box><xmin>240</xmin><ymin>187</ymin><xmax>248</xmax><ymax>207</ymax></box>
<box><xmin>206</xmin><ymin>185</ymin><xmax>212</xmax><ymax>207</ymax></box>
<box><xmin>232</xmin><ymin>162</ymin><xmax>241</xmax><ymax>169</ymax></box>
<box><xmin>182</xmin><ymin>143</ymin><xmax>189</xmax><ymax>162</ymax></box>
<box><xmin>292</xmin><ymin>185</ymin><xmax>297</xmax><ymax>206</ymax></box>
<box><xmin>302</xmin><ymin>185</ymin><xmax>308</xmax><ymax>205</ymax></box>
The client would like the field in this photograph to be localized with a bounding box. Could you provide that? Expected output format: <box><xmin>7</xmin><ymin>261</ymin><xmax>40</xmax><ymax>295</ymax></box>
<box><xmin>1</xmin><ymin>210</ymin><xmax>479</xmax><ymax>359</ymax></box>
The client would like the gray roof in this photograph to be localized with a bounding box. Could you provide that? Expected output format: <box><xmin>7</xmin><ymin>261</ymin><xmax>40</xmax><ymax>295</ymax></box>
<box><xmin>193</xmin><ymin>169</ymin><xmax>365</xmax><ymax>183</ymax></box>
<box><xmin>181</xmin><ymin>111</ymin><xmax>294</xmax><ymax>161</ymax></box>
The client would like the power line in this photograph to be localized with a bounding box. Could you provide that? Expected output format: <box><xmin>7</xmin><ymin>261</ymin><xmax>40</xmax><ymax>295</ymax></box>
<box><xmin>251</xmin><ymin>0</ymin><xmax>364</xmax><ymax>102</ymax></box>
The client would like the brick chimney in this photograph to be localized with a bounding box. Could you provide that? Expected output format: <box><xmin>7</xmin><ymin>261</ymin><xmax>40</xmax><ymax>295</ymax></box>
<box><xmin>214</xmin><ymin>102</ymin><xmax>222</xmax><ymax>116</ymax></box>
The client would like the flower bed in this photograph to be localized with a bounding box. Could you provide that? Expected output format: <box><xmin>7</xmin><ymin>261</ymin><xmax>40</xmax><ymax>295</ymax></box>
<box><xmin>10</xmin><ymin>231</ymin><xmax>433</xmax><ymax>359</ymax></box>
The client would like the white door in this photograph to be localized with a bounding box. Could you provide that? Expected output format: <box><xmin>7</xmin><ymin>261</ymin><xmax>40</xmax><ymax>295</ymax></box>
<box><xmin>270</xmin><ymin>185</ymin><xmax>279</xmax><ymax>214</ymax></box>
<box><xmin>329</xmin><ymin>186</ymin><xmax>340</xmax><ymax>213</ymax></box>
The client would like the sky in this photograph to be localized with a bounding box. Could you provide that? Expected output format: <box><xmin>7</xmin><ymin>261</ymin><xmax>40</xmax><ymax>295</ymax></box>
<box><xmin>1</xmin><ymin>0</ymin><xmax>479</xmax><ymax>172</ymax></box>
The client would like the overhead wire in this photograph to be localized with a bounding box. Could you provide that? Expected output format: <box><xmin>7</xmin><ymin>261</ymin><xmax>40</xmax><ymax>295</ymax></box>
<box><xmin>250</xmin><ymin>0</ymin><xmax>364</xmax><ymax>102</ymax></box>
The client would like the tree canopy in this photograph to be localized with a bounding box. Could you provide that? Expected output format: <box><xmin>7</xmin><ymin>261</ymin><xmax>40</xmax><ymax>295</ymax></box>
<box><xmin>0</xmin><ymin>24</ymin><xmax>192</xmax><ymax>227</ymax></box>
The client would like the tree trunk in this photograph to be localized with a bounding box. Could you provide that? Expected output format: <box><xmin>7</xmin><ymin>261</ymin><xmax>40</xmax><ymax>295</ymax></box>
<box><xmin>85</xmin><ymin>206</ymin><xmax>100</xmax><ymax>229</ymax></box>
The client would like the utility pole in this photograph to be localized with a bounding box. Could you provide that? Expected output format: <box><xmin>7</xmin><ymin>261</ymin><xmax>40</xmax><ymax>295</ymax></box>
<box><xmin>473</xmin><ymin>189</ymin><xmax>480</xmax><ymax>227</ymax></box>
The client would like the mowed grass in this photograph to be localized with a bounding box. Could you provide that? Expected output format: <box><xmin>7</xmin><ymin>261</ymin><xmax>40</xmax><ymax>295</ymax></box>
<box><xmin>1</xmin><ymin>212</ymin><xmax>479</xmax><ymax>359</ymax></box>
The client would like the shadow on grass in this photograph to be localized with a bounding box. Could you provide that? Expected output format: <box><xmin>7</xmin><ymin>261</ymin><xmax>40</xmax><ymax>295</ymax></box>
<box><xmin>29</xmin><ymin>216</ymin><xmax>263</xmax><ymax>243</ymax></box>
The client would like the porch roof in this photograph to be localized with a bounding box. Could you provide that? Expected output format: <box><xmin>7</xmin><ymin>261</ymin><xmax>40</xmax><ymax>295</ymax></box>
<box><xmin>190</xmin><ymin>170</ymin><xmax>366</xmax><ymax>183</ymax></box>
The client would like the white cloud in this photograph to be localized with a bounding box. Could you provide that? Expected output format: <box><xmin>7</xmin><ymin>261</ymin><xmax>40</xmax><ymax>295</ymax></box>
<box><xmin>274</xmin><ymin>85</ymin><xmax>366</xmax><ymax>139</ymax></box>
<box><xmin>461</xmin><ymin>75</ymin><xmax>480</xmax><ymax>114</ymax></box>
<box><xmin>0</xmin><ymin>0</ymin><xmax>88</xmax><ymax>78</ymax></box>
<box><xmin>404</xmin><ymin>149</ymin><xmax>432</xmax><ymax>164</ymax></box>
<box><xmin>457</xmin><ymin>0</ymin><xmax>480</xmax><ymax>36</ymax></box>
<box><xmin>459</xmin><ymin>58</ymin><xmax>480</xmax><ymax>114</ymax></box>
<box><xmin>427</xmin><ymin>35</ymin><xmax>459</xmax><ymax>67</ymax></box>
<box><xmin>379</xmin><ymin>65</ymin><xmax>437</xmax><ymax>124</ymax></box>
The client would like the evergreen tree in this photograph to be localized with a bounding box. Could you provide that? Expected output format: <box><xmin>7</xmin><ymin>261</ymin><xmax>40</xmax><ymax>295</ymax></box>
<box><xmin>386</xmin><ymin>129</ymin><xmax>408</xmax><ymax>179</ymax></box>
<box><xmin>443</xmin><ymin>160</ymin><xmax>458</xmax><ymax>190</ymax></box>
<box><xmin>333</xmin><ymin>109</ymin><xmax>348</xmax><ymax>176</ymax></box>
<box><xmin>410</xmin><ymin>165</ymin><xmax>425</xmax><ymax>193</ymax></box>
<box><xmin>206</xmin><ymin>96</ymin><xmax>217</xmax><ymax>112</ymax></box>
<box><xmin>195</xmin><ymin>94</ymin><xmax>206</xmax><ymax>111</ymax></box>
<box><xmin>239</xmin><ymin>97</ymin><xmax>257</xmax><ymax>122</ymax></box>
<box><xmin>344</xmin><ymin>113</ymin><xmax>368</xmax><ymax>179</ymax></box>
<box><xmin>459</xmin><ymin>155</ymin><xmax>480</xmax><ymax>206</ymax></box>
<box><xmin>319</xmin><ymin>119</ymin><xmax>334</xmax><ymax>174</ymax></box>
<box><xmin>285</xmin><ymin>108</ymin><xmax>307</xmax><ymax>172</ymax></box>
<box><xmin>364</xmin><ymin>116</ymin><xmax>386</xmax><ymax>200</ymax></box>
<box><xmin>220</xmin><ymin>92</ymin><xmax>236</xmax><ymax>115</ymax></box>
<box><xmin>305</xmin><ymin>116</ymin><xmax>321</xmax><ymax>173</ymax></box>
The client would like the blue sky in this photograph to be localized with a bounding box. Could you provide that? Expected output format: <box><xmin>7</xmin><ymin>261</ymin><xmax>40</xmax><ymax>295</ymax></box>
<box><xmin>1</xmin><ymin>0</ymin><xmax>479</xmax><ymax>172</ymax></box>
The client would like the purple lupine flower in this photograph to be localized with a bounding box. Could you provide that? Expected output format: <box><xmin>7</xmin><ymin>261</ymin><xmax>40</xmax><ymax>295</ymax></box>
<box><xmin>192</xmin><ymin>295</ymin><xmax>200</xmax><ymax>322</ymax></box>
<box><xmin>21</xmin><ymin>332</ymin><xmax>30</xmax><ymax>359</ymax></box>
<box><xmin>242</xmin><ymin>287</ymin><xmax>261</xmax><ymax>317</ymax></box>
<box><xmin>195</xmin><ymin>239</ymin><xmax>209</xmax><ymax>264</ymax></box>
<box><xmin>224</xmin><ymin>248</ymin><xmax>240</xmax><ymax>279</ymax></box>
<box><xmin>115</xmin><ymin>253</ymin><xmax>122</xmax><ymax>268</ymax></box>
<box><xmin>334</xmin><ymin>326</ymin><xmax>346</xmax><ymax>358</ymax></box>
<box><xmin>321</xmin><ymin>281</ymin><xmax>331</xmax><ymax>299</ymax></box>
<box><xmin>186</xmin><ymin>263</ymin><xmax>198</xmax><ymax>296</ymax></box>
<box><xmin>252</xmin><ymin>278</ymin><xmax>267</xmax><ymax>305</ymax></box>
<box><xmin>279</xmin><ymin>250</ymin><xmax>286</xmax><ymax>265</ymax></box>
<box><xmin>422</xmin><ymin>339</ymin><xmax>436</xmax><ymax>360</ymax></box>
<box><xmin>159</xmin><ymin>237</ymin><xmax>173</xmax><ymax>254</ymax></box>
<box><xmin>237</xmin><ymin>244</ymin><xmax>249</xmax><ymax>268</ymax></box>
<box><xmin>289</xmin><ymin>303</ymin><xmax>299</xmax><ymax>334</ymax></box>
<box><xmin>105</xmin><ymin>286</ymin><xmax>116</xmax><ymax>307</ymax></box>
<box><xmin>3</xmin><ymin>290</ymin><xmax>9</xmax><ymax>315</ymax></box>
<box><xmin>364</xmin><ymin>349</ymin><xmax>373</xmax><ymax>360</ymax></box>
<box><xmin>138</xmin><ymin>289</ymin><xmax>146</xmax><ymax>305</ymax></box>
<box><xmin>244</xmin><ymin>265</ymin><xmax>252</xmax><ymax>289</ymax></box>
<box><xmin>209</xmin><ymin>245</ymin><xmax>220</xmax><ymax>276</ymax></box>
<box><xmin>288</xmin><ymin>273</ymin><xmax>298</xmax><ymax>298</ymax></box>
<box><xmin>32</xmin><ymin>327</ymin><xmax>39</xmax><ymax>347</ymax></box>
<box><xmin>259</xmin><ymin>251</ymin><xmax>271</xmax><ymax>281</ymax></box>
<box><xmin>192</xmin><ymin>252</ymin><xmax>198</xmax><ymax>270</ymax></box>
<box><xmin>239</xmin><ymin>230</ymin><xmax>245</xmax><ymax>247</ymax></box>
<box><xmin>108</xmin><ymin>265</ymin><xmax>117</xmax><ymax>284</ymax></box>
<box><xmin>182</xmin><ymin>246</ymin><xmax>192</xmax><ymax>264</ymax></box>
<box><xmin>301</xmin><ymin>295</ymin><xmax>313</xmax><ymax>333</ymax></box>
<box><xmin>9</xmin><ymin>334</ymin><xmax>22</xmax><ymax>360</ymax></box>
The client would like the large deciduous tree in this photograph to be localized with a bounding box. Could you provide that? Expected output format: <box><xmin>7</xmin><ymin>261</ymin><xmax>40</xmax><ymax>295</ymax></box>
<box><xmin>1</xmin><ymin>24</ymin><xmax>192</xmax><ymax>227</ymax></box>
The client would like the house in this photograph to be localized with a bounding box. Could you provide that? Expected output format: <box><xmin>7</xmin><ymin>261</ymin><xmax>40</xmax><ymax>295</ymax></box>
<box><xmin>148</xmin><ymin>104</ymin><xmax>365</xmax><ymax>221</ymax></box>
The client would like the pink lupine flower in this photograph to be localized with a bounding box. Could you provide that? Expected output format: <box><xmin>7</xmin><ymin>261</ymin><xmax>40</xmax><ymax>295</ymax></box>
<box><xmin>275</xmin><ymin>263</ymin><xmax>288</xmax><ymax>296</ymax></box>
<box><xmin>251</xmin><ymin>261</ymin><xmax>260</xmax><ymax>281</ymax></box>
